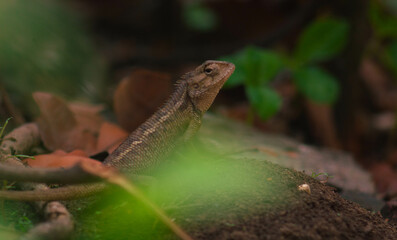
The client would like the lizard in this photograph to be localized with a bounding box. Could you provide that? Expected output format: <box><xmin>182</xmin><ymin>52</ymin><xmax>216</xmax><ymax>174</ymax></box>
<box><xmin>0</xmin><ymin>60</ymin><xmax>235</xmax><ymax>201</ymax></box>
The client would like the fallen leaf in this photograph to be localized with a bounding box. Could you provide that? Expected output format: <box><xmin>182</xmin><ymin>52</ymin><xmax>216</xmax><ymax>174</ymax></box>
<box><xmin>33</xmin><ymin>92</ymin><xmax>101</xmax><ymax>155</ymax></box>
<box><xmin>26</xmin><ymin>150</ymin><xmax>102</xmax><ymax>168</ymax></box>
<box><xmin>113</xmin><ymin>69</ymin><xmax>173</xmax><ymax>132</ymax></box>
<box><xmin>96</xmin><ymin>122</ymin><xmax>129</xmax><ymax>154</ymax></box>
<box><xmin>69</xmin><ymin>102</ymin><xmax>105</xmax><ymax>133</ymax></box>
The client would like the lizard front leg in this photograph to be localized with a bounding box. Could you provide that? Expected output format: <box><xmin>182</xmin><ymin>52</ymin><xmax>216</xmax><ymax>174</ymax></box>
<box><xmin>183</xmin><ymin>112</ymin><xmax>202</xmax><ymax>143</ymax></box>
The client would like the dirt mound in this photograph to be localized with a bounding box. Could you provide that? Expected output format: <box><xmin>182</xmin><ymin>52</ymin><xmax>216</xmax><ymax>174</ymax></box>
<box><xmin>75</xmin><ymin>158</ymin><xmax>397</xmax><ymax>240</ymax></box>
<box><xmin>183</xmin><ymin>159</ymin><xmax>394</xmax><ymax>240</ymax></box>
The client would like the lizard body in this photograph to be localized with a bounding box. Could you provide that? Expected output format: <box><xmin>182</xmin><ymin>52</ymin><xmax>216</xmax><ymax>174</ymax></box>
<box><xmin>0</xmin><ymin>60</ymin><xmax>234</xmax><ymax>201</ymax></box>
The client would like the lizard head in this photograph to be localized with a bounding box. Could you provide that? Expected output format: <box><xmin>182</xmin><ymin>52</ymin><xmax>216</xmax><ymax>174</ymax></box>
<box><xmin>185</xmin><ymin>60</ymin><xmax>235</xmax><ymax>113</ymax></box>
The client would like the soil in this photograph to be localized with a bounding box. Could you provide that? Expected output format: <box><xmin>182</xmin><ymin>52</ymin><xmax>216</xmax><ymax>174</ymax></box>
<box><xmin>72</xmin><ymin>154</ymin><xmax>397</xmax><ymax>240</ymax></box>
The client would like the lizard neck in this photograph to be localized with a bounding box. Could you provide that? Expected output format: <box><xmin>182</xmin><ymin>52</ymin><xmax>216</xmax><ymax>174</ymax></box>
<box><xmin>104</xmin><ymin>80</ymin><xmax>197</xmax><ymax>172</ymax></box>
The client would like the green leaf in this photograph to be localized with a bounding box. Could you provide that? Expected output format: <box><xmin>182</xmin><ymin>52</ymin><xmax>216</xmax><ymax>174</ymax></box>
<box><xmin>220</xmin><ymin>46</ymin><xmax>285</xmax><ymax>88</ymax></box>
<box><xmin>243</xmin><ymin>47</ymin><xmax>284</xmax><ymax>86</ymax></box>
<box><xmin>220</xmin><ymin>52</ymin><xmax>246</xmax><ymax>88</ymax></box>
<box><xmin>294</xmin><ymin>18</ymin><xmax>349</xmax><ymax>65</ymax></box>
<box><xmin>183</xmin><ymin>2</ymin><xmax>217</xmax><ymax>31</ymax></box>
<box><xmin>293</xmin><ymin>67</ymin><xmax>339</xmax><ymax>104</ymax></box>
<box><xmin>246</xmin><ymin>86</ymin><xmax>282</xmax><ymax>120</ymax></box>
<box><xmin>0</xmin><ymin>0</ymin><xmax>105</xmax><ymax>115</ymax></box>
<box><xmin>386</xmin><ymin>41</ymin><xmax>397</xmax><ymax>78</ymax></box>
<box><xmin>369</xmin><ymin>1</ymin><xmax>397</xmax><ymax>38</ymax></box>
<box><xmin>0</xmin><ymin>117</ymin><xmax>12</xmax><ymax>140</ymax></box>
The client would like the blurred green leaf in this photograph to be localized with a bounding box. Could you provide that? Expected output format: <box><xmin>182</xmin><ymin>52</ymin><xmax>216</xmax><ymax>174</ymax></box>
<box><xmin>246</xmin><ymin>86</ymin><xmax>282</xmax><ymax>120</ymax></box>
<box><xmin>294</xmin><ymin>18</ymin><xmax>349</xmax><ymax>65</ymax></box>
<box><xmin>183</xmin><ymin>2</ymin><xmax>217</xmax><ymax>31</ymax></box>
<box><xmin>243</xmin><ymin>47</ymin><xmax>284</xmax><ymax>86</ymax></box>
<box><xmin>387</xmin><ymin>41</ymin><xmax>397</xmax><ymax>78</ymax></box>
<box><xmin>0</xmin><ymin>117</ymin><xmax>12</xmax><ymax>140</ymax></box>
<box><xmin>293</xmin><ymin>67</ymin><xmax>339</xmax><ymax>104</ymax></box>
<box><xmin>220</xmin><ymin>51</ymin><xmax>246</xmax><ymax>88</ymax></box>
<box><xmin>241</xmin><ymin>47</ymin><xmax>264</xmax><ymax>86</ymax></box>
<box><xmin>0</xmin><ymin>0</ymin><xmax>105</xmax><ymax>113</ymax></box>
<box><xmin>221</xmin><ymin>46</ymin><xmax>284</xmax><ymax>88</ymax></box>
<box><xmin>0</xmin><ymin>227</ymin><xmax>19</xmax><ymax>240</ymax></box>
<box><xmin>369</xmin><ymin>1</ymin><xmax>397</xmax><ymax>38</ymax></box>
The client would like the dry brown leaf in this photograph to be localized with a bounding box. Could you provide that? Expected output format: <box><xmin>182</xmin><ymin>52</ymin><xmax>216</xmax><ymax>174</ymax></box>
<box><xmin>96</xmin><ymin>122</ymin><xmax>129</xmax><ymax>154</ymax></box>
<box><xmin>113</xmin><ymin>69</ymin><xmax>173</xmax><ymax>132</ymax></box>
<box><xmin>33</xmin><ymin>92</ymin><xmax>101</xmax><ymax>155</ymax></box>
<box><xmin>69</xmin><ymin>102</ymin><xmax>105</xmax><ymax>133</ymax></box>
<box><xmin>26</xmin><ymin>149</ymin><xmax>102</xmax><ymax>168</ymax></box>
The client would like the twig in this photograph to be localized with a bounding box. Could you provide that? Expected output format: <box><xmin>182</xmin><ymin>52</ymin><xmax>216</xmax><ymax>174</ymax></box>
<box><xmin>0</xmin><ymin>162</ymin><xmax>103</xmax><ymax>184</ymax></box>
<box><xmin>0</xmin><ymin>124</ymin><xmax>74</xmax><ymax>239</ymax></box>
<box><xmin>0</xmin><ymin>123</ymin><xmax>41</xmax><ymax>156</ymax></box>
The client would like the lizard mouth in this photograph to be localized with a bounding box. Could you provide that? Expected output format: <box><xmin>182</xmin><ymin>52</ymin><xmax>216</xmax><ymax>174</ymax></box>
<box><xmin>223</xmin><ymin>62</ymin><xmax>235</xmax><ymax>79</ymax></box>
<box><xmin>213</xmin><ymin>61</ymin><xmax>235</xmax><ymax>85</ymax></box>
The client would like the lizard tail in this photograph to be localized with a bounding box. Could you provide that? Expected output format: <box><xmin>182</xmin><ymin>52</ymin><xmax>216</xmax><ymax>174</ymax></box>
<box><xmin>0</xmin><ymin>184</ymin><xmax>106</xmax><ymax>201</ymax></box>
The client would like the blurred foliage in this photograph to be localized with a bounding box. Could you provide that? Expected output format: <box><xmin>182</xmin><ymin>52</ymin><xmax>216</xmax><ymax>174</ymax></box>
<box><xmin>0</xmin><ymin>0</ymin><xmax>105</xmax><ymax>116</ymax></box>
<box><xmin>369</xmin><ymin>0</ymin><xmax>397</xmax><ymax>39</ymax></box>
<box><xmin>76</xmin><ymin>145</ymin><xmax>264</xmax><ymax>239</ymax></box>
<box><xmin>246</xmin><ymin>86</ymin><xmax>282</xmax><ymax>120</ymax></box>
<box><xmin>0</xmin><ymin>117</ymin><xmax>12</xmax><ymax>142</ymax></box>
<box><xmin>293</xmin><ymin>18</ymin><xmax>349</xmax><ymax>66</ymax></box>
<box><xmin>293</xmin><ymin>67</ymin><xmax>339</xmax><ymax>104</ymax></box>
<box><xmin>0</xmin><ymin>229</ymin><xmax>19</xmax><ymax>240</ymax></box>
<box><xmin>221</xmin><ymin>17</ymin><xmax>347</xmax><ymax>120</ymax></box>
<box><xmin>387</xmin><ymin>41</ymin><xmax>397</xmax><ymax>78</ymax></box>
<box><xmin>182</xmin><ymin>1</ymin><xmax>217</xmax><ymax>31</ymax></box>
<box><xmin>0</xmin><ymin>200</ymin><xmax>38</xmax><ymax>238</ymax></box>
<box><xmin>151</xmin><ymin>147</ymin><xmax>258</xmax><ymax>205</ymax></box>
<box><xmin>369</xmin><ymin>0</ymin><xmax>397</xmax><ymax>84</ymax></box>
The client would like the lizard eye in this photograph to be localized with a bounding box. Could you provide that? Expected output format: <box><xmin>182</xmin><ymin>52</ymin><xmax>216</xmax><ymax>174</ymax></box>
<box><xmin>204</xmin><ymin>67</ymin><xmax>213</xmax><ymax>75</ymax></box>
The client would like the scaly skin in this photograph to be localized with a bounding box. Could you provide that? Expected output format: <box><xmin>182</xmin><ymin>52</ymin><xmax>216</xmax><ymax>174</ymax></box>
<box><xmin>0</xmin><ymin>60</ymin><xmax>235</xmax><ymax>201</ymax></box>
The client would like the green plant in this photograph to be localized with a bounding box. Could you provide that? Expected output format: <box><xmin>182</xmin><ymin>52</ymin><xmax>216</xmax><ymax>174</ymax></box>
<box><xmin>0</xmin><ymin>117</ymin><xmax>11</xmax><ymax>142</ymax></box>
<box><xmin>311</xmin><ymin>171</ymin><xmax>333</xmax><ymax>184</ymax></box>
<box><xmin>310</xmin><ymin>171</ymin><xmax>332</xmax><ymax>179</ymax></box>
<box><xmin>220</xmin><ymin>17</ymin><xmax>348</xmax><ymax>120</ymax></box>
<box><xmin>0</xmin><ymin>0</ymin><xmax>105</xmax><ymax>115</ymax></box>
<box><xmin>13</xmin><ymin>214</ymin><xmax>33</xmax><ymax>232</ymax></box>
<box><xmin>182</xmin><ymin>1</ymin><xmax>217</xmax><ymax>31</ymax></box>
